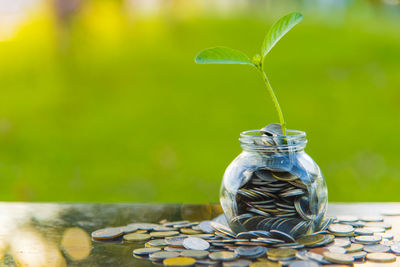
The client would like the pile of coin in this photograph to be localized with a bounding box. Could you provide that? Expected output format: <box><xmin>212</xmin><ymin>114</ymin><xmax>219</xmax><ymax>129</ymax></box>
<box><xmin>91</xmin><ymin>213</ymin><xmax>400</xmax><ymax>266</ymax></box>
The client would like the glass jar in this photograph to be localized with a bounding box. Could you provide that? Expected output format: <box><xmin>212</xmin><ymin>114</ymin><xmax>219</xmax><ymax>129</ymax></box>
<box><xmin>220</xmin><ymin>129</ymin><xmax>328</xmax><ymax>238</ymax></box>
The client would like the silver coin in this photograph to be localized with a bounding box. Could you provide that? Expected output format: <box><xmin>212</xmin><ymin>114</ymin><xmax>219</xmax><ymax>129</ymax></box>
<box><xmin>222</xmin><ymin>259</ymin><xmax>253</xmax><ymax>267</ymax></box>
<box><xmin>363</xmin><ymin>244</ymin><xmax>390</xmax><ymax>253</ymax></box>
<box><xmin>91</xmin><ymin>227</ymin><xmax>123</xmax><ymax>239</ymax></box>
<box><xmin>199</xmin><ymin>221</ymin><xmax>214</xmax><ymax>234</ymax></box>
<box><xmin>354</xmin><ymin>228</ymin><xmax>373</xmax><ymax>235</ymax></box>
<box><xmin>363</xmin><ymin>227</ymin><xmax>385</xmax><ymax>233</ymax></box>
<box><xmin>336</xmin><ymin>215</ymin><xmax>358</xmax><ymax>222</ymax></box>
<box><xmin>132</xmin><ymin>247</ymin><xmax>161</xmax><ymax>255</ymax></box>
<box><xmin>327</xmin><ymin>246</ymin><xmax>346</xmax><ymax>254</ymax></box>
<box><xmin>360</xmin><ymin>215</ymin><xmax>383</xmax><ymax>222</ymax></box>
<box><xmin>347</xmin><ymin>251</ymin><xmax>367</xmax><ymax>260</ymax></box>
<box><xmin>354</xmin><ymin>235</ymin><xmax>382</xmax><ymax>244</ymax></box>
<box><xmin>183</xmin><ymin>237</ymin><xmax>210</xmax><ymax>251</ymax></box>
<box><xmin>166</xmin><ymin>236</ymin><xmax>186</xmax><ymax>247</ymax></box>
<box><xmin>375</xmin><ymin>232</ymin><xmax>394</xmax><ymax>240</ymax></box>
<box><xmin>149</xmin><ymin>251</ymin><xmax>180</xmax><ymax>260</ymax></box>
<box><xmin>288</xmin><ymin>260</ymin><xmax>320</xmax><ymax>267</ymax></box>
<box><xmin>180</xmin><ymin>250</ymin><xmax>209</xmax><ymax>259</ymax></box>
<box><xmin>328</xmin><ymin>223</ymin><xmax>354</xmax><ymax>234</ymax></box>
<box><xmin>235</xmin><ymin>246</ymin><xmax>266</xmax><ymax>257</ymax></box>
<box><xmin>332</xmin><ymin>238</ymin><xmax>351</xmax><ymax>248</ymax></box>
<box><xmin>390</xmin><ymin>243</ymin><xmax>400</xmax><ymax>254</ymax></box>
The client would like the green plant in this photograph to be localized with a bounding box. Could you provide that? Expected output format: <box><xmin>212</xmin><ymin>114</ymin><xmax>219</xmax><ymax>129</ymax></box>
<box><xmin>195</xmin><ymin>12</ymin><xmax>303</xmax><ymax>136</ymax></box>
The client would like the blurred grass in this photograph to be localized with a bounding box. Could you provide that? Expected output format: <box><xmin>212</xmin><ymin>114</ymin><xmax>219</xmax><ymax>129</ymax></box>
<box><xmin>0</xmin><ymin>1</ymin><xmax>400</xmax><ymax>202</ymax></box>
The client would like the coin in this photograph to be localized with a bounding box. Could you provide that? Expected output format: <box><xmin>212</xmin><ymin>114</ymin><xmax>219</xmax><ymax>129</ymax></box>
<box><xmin>235</xmin><ymin>246</ymin><xmax>267</xmax><ymax>258</ymax></box>
<box><xmin>390</xmin><ymin>243</ymin><xmax>400</xmax><ymax>254</ymax></box>
<box><xmin>360</xmin><ymin>216</ymin><xmax>383</xmax><ymax>222</ymax></box>
<box><xmin>365</xmin><ymin>222</ymin><xmax>392</xmax><ymax>229</ymax></box>
<box><xmin>296</xmin><ymin>234</ymin><xmax>325</xmax><ymax>247</ymax></box>
<box><xmin>196</xmin><ymin>259</ymin><xmax>219</xmax><ymax>265</ymax></box>
<box><xmin>132</xmin><ymin>247</ymin><xmax>161</xmax><ymax>256</ymax></box>
<box><xmin>328</xmin><ymin>224</ymin><xmax>354</xmax><ymax>235</ymax></box>
<box><xmin>308</xmin><ymin>247</ymin><xmax>328</xmax><ymax>255</ymax></box>
<box><xmin>363</xmin><ymin>244</ymin><xmax>390</xmax><ymax>253</ymax></box>
<box><xmin>123</xmin><ymin>233</ymin><xmax>151</xmax><ymax>242</ymax></box>
<box><xmin>354</xmin><ymin>235</ymin><xmax>381</xmax><ymax>244</ymax></box>
<box><xmin>331</xmin><ymin>238</ymin><xmax>350</xmax><ymax>248</ymax></box>
<box><xmin>150</xmin><ymin>251</ymin><xmax>180</xmax><ymax>260</ymax></box>
<box><xmin>288</xmin><ymin>260</ymin><xmax>320</xmax><ymax>267</ymax></box>
<box><xmin>374</xmin><ymin>232</ymin><xmax>393</xmax><ymax>240</ymax></box>
<box><xmin>362</xmin><ymin>227</ymin><xmax>385</xmax><ymax>233</ymax></box>
<box><xmin>180</xmin><ymin>250</ymin><xmax>209</xmax><ymax>259</ymax></box>
<box><xmin>267</xmin><ymin>248</ymin><xmax>297</xmax><ymax>260</ymax></box>
<box><xmin>336</xmin><ymin>215</ymin><xmax>358</xmax><ymax>222</ymax></box>
<box><xmin>209</xmin><ymin>251</ymin><xmax>238</xmax><ymax>261</ymax></box>
<box><xmin>323</xmin><ymin>252</ymin><xmax>354</xmax><ymax>264</ymax></box>
<box><xmin>354</xmin><ymin>228</ymin><xmax>373</xmax><ymax>235</ymax></box>
<box><xmin>326</xmin><ymin>246</ymin><xmax>346</xmax><ymax>254</ymax></box>
<box><xmin>346</xmin><ymin>243</ymin><xmax>363</xmax><ymax>253</ymax></box>
<box><xmin>199</xmin><ymin>221</ymin><xmax>214</xmax><ymax>234</ymax></box>
<box><xmin>346</xmin><ymin>251</ymin><xmax>367</xmax><ymax>260</ymax></box>
<box><xmin>223</xmin><ymin>259</ymin><xmax>253</xmax><ymax>267</ymax></box>
<box><xmin>181</xmin><ymin>228</ymin><xmax>203</xmax><ymax>235</ymax></box>
<box><xmin>163</xmin><ymin>257</ymin><xmax>196</xmax><ymax>266</ymax></box>
<box><xmin>146</xmin><ymin>239</ymin><xmax>167</xmax><ymax>247</ymax></box>
<box><xmin>183</xmin><ymin>237</ymin><xmax>210</xmax><ymax>251</ymax></box>
<box><xmin>166</xmin><ymin>236</ymin><xmax>187</xmax><ymax>247</ymax></box>
<box><xmin>91</xmin><ymin>227</ymin><xmax>123</xmax><ymax>239</ymax></box>
<box><xmin>366</xmin><ymin>252</ymin><xmax>396</xmax><ymax>262</ymax></box>
<box><xmin>150</xmin><ymin>231</ymin><xmax>180</xmax><ymax>238</ymax></box>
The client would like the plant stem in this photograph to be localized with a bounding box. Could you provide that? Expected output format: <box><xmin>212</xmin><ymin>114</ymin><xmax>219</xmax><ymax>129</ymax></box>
<box><xmin>259</xmin><ymin>65</ymin><xmax>287</xmax><ymax>136</ymax></box>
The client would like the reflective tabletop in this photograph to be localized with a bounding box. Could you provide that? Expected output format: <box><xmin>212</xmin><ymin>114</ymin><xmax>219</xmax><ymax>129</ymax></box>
<box><xmin>1</xmin><ymin>202</ymin><xmax>400</xmax><ymax>266</ymax></box>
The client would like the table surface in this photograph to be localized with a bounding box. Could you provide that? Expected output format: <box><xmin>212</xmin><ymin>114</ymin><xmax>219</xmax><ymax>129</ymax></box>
<box><xmin>1</xmin><ymin>202</ymin><xmax>400</xmax><ymax>267</ymax></box>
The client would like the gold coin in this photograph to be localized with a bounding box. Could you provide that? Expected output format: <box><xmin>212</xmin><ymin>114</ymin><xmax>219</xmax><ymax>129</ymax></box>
<box><xmin>346</xmin><ymin>243</ymin><xmax>363</xmax><ymax>253</ymax></box>
<box><xmin>267</xmin><ymin>248</ymin><xmax>297</xmax><ymax>259</ymax></box>
<box><xmin>250</xmin><ymin>260</ymin><xmax>281</xmax><ymax>267</ymax></box>
<box><xmin>163</xmin><ymin>257</ymin><xmax>196</xmax><ymax>266</ymax></box>
<box><xmin>296</xmin><ymin>234</ymin><xmax>325</xmax><ymax>246</ymax></box>
<box><xmin>123</xmin><ymin>233</ymin><xmax>151</xmax><ymax>242</ymax></box>
<box><xmin>180</xmin><ymin>228</ymin><xmax>203</xmax><ymax>235</ymax></box>
<box><xmin>150</xmin><ymin>231</ymin><xmax>179</xmax><ymax>238</ymax></box>
<box><xmin>366</xmin><ymin>252</ymin><xmax>396</xmax><ymax>263</ymax></box>
<box><xmin>323</xmin><ymin>252</ymin><xmax>354</xmax><ymax>264</ymax></box>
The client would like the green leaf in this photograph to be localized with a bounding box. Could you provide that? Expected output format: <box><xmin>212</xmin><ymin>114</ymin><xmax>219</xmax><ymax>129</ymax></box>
<box><xmin>195</xmin><ymin>47</ymin><xmax>254</xmax><ymax>65</ymax></box>
<box><xmin>261</xmin><ymin>12</ymin><xmax>303</xmax><ymax>58</ymax></box>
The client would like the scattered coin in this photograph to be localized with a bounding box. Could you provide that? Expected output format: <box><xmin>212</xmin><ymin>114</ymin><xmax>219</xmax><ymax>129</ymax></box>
<box><xmin>363</xmin><ymin>244</ymin><xmax>390</xmax><ymax>253</ymax></box>
<box><xmin>391</xmin><ymin>243</ymin><xmax>400</xmax><ymax>254</ymax></box>
<box><xmin>346</xmin><ymin>243</ymin><xmax>363</xmax><ymax>253</ymax></box>
<box><xmin>336</xmin><ymin>215</ymin><xmax>358</xmax><ymax>222</ymax></box>
<box><xmin>288</xmin><ymin>260</ymin><xmax>320</xmax><ymax>267</ymax></box>
<box><xmin>132</xmin><ymin>247</ymin><xmax>161</xmax><ymax>256</ymax></box>
<box><xmin>163</xmin><ymin>257</ymin><xmax>196</xmax><ymax>266</ymax></box>
<box><xmin>354</xmin><ymin>228</ymin><xmax>373</xmax><ymax>235</ymax></box>
<box><xmin>331</xmin><ymin>238</ymin><xmax>350</xmax><ymax>248</ymax></box>
<box><xmin>180</xmin><ymin>250</ymin><xmax>209</xmax><ymax>259</ymax></box>
<box><xmin>166</xmin><ymin>236</ymin><xmax>187</xmax><ymax>247</ymax></box>
<box><xmin>91</xmin><ymin>227</ymin><xmax>123</xmax><ymax>239</ymax></box>
<box><xmin>328</xmin><ymin>224</ymin><xmax>354</xmax><ymax>235</ymax></box>
<box><xmin>223</xmin><ymin>259</ymin><xmax>253</xmax><ymax>267</ymax></box>
<box><xmin>326</xmin><ymin>246</ymin><xmax>346</xmax><ymax>254</ymax></box>
<box><xmin>296</xmin><ymin>235</ymin><xmax>325</xmax><ymax>247</ymax></box>
<box><xmin>366</xmin><ymin>252</ymin><xmax>396</xmax><ymax>263</ymax></box>
<box><xmin>123</xmin><ymin>233</ymin><xmax>151</xmax><ymax>242</ymax></box>
<box><xmin>346</xmin><ymin>251</ymin><xmax>367</xmax><ymax>260</ymax></box>
<box><xmin>354</xmin><ymin>235</ymin><xmax>381</xmax><ymax>244</ymax></box>
<box><xmin>209</xmin><ymin>251</ymin><xmax>238</xmax><ymax>261</ymax></box>
<box><xmin>146</xmin><ymin>239</ymin><xmax>168</xmax><ymax>247</ymax></box>
<box><xmin>181</xmin><ymin>228</ymin><xmax>203</xmax><ymax>235</ymax></box>
<box><xmin>150</xmin><ymin>251</ymin><xmax>180</xmax><ymax>260</ymax></box>
<box><xmin>323</xmin><ymin>252</ymin><xmax>354</xmax><ymax>264</ymax></box>
<box><xmin>360</xmin><ymin>216</ymin><xmax>383</xmax><ymax>222</ymax></box>
<box><xmin>267</xmin><ymin>248</ymin><xmax>297</xmax><ymax>260</ymax></box>
<box><xmin>150</xmin><ymin>231</ymin><xmax>180</xmax><ymax>238</ymax></box>
<box><xmin>183</xmin><ymin>237</ymin><xmax>210</xmax><ymax>251</ymax></box>
<box><xmin>235</xmin><ymin>246</ymin><xmax>267</xmax><ymax>258</ymax></box>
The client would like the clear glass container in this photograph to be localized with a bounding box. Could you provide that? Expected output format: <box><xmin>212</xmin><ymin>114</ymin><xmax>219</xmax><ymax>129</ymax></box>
<box><xmin>220</xmin><ymin>129</ymin><xmax>328</xmax><ymax>238</ymax></box>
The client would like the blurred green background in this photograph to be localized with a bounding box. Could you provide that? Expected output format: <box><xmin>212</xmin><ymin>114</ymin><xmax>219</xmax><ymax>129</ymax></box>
<box><xmin>0</xmin><ymin>0</ymin><xmax>399</xmax><ymax>202</ymax></box>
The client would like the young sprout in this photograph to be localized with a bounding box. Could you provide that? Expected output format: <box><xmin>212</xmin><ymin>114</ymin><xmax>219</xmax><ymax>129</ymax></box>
<box><xmin>195</xmin><ymin>12</ymin><xmax>303</xmax><ymax>136</ymax></box>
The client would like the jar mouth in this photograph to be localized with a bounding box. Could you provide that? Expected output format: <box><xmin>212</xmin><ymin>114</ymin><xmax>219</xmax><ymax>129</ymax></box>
<box><xmin>239</xmin><ymin>129</ymin><xmax>307</xmax><ymax>152</ymax></box>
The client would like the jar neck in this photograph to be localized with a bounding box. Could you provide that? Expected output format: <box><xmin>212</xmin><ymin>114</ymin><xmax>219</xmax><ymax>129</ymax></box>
<box><xmin>239</xmin><ymin>129</ymin><xmax>307</xmax><ymax>153</ymax></box>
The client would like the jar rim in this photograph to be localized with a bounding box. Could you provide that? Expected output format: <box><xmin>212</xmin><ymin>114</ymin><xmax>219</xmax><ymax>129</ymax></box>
<box><xmin>239</xmin><ymin>129</ymin><xmax>307</xmax><ymax>152</ymax></box>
